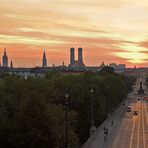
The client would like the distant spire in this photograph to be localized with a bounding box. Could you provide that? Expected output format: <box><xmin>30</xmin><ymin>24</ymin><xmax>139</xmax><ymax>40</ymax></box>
<box><xmin>52</xmin><ymin>63</ymin><xmax>55</xmax><ymax>67</ymax></box>
<box><xmin>10</xmin><ymin>60</ymin><xmax>13</xmax><ymax>68</ymax></box>
<box><xmin>3</xmin><ymin>48</ymin><xmax>8</xmax><ymax>67</ymax></box>
<box><xmin>100</xmin><ymin>61</ymin><xmax>105</xmax><ymax>68</ymax></box>
<box><xmin>42</xmin><ymin>49</ymin><xmax>47</xmax><ymax>67</ymax></box>
<box><xmin>43</xmin><ymin>50</ymin><xmax>46</xmax><ymax>57</ymax></box>
<box><xmin>4</xmin><ymin>48</ymin><xmax>6</xmax><ymax>55</ymax></box>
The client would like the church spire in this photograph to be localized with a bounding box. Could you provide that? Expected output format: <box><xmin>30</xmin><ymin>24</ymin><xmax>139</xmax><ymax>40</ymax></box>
<box><xmin>42</xmin><ymin>50</ymin><xmax>47</xmax><ymax>67</ymax></box>
<box><xmin>3</xmin><ymin>48</ymin><xmax>8</xmax><ymax>67</ymax></box>
<box><xmin>10</xmin><ymin>60</ymin><xmax>13</xmax><ymax>68</ymax></box>
<box><xmin>4</xmin><ymin>48</ymin><xmax>6</xmax><ymax>55</ymax></box>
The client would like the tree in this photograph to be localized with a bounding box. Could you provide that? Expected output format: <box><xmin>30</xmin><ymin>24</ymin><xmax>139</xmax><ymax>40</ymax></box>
<box><xmin>100</xmin><ymin>66</ymin><xmax>115</xmax><ymax>74</ymax></box>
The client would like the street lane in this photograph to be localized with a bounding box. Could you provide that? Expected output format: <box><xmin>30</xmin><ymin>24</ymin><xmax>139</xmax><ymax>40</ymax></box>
<box><xmin>144</xmin><ymin>101</ymin><xmax>148</xmax><ymax>147</ymax></box>
<box><xmin>82</xmin><ymin>83</ymin><xmax>148</xmax><ymax>148</ymax></box>
<box><xmin>110</xmin><ymin>99</ymin><xmax>148</xmax><ymax>148</ymax></box>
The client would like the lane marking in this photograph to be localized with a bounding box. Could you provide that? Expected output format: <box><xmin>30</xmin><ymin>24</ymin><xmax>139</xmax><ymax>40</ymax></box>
<box><xmin>137</xmin><ymin>102</ymin><xmax>140</xmax><ymax>148</ymax></box>
<box><xmin>142</xmin><ymin>101</ymin><xmax>146</xmax><ymax>148</ymax></box>
<box><xmin>129</xmin><ymin>106</ymin><xmax>136</xmax><ymax>148</ymax></box>
<box><xmin>144</xmin><ymin>101</ymin><xmax>148</xmax><ymax>126</ymax></box>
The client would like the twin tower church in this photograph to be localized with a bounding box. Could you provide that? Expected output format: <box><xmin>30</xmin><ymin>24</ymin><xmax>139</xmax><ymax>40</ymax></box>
<box><xmin>69</xmin><ymin>47</ymin><xmax>85</xmax><ymax>67</ymax></box>
<box><xmin>42</xmin><ymin>47</ymin><xmax>85</xmax><ymax>68</ymax></box>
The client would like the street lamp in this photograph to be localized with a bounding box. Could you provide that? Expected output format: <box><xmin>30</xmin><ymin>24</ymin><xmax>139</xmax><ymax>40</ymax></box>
<box><xmin>65</xmin><ymin>94</ymin><xmax>69</xmax><ymax>148</ymax></box>
<box><xmin>90</xmin><ymin>89</ymin><xmax>96</xmax><ymax>136</ymax></box>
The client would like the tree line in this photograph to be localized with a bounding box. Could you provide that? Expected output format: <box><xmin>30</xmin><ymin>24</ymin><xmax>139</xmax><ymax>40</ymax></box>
<box><xmin>0</xmin><ymin>67</ymin><xmax>136</xmax><ymax>148</ymax></box>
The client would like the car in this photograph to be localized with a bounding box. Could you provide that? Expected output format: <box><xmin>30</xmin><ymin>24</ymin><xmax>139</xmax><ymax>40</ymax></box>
<box><xmin>144</xmin><ymin>97</ymin><xmax>148</xmax><ymax>101</ymax></box>
<box><xmin>133</xmin><ymin>111</ymin><xmax>138</xmax><ymax>116</ymax></box>
<box><xmin>126</xmin><ymin>106</ymin><xmax>131</xmax><ymax>112</ymax></box>
<box><xmin>126</xmin><ymin>108</ymin><xmax>131</xmax><ymax>112</ymax></box>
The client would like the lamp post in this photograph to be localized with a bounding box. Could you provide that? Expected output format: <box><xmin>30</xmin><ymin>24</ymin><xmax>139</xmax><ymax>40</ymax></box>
<box><xmin>65</xmin><ymin>94</ymin><xmax>69</xmax><ymax>148</ymax></box>
<box><xmin>105</xmin><ymin>86</ymin><xmax>109</xmax><ymax>114</ymax></box>
<box><xmin>90</xmin><ymin>89</ymin><xmax>96</xmax><ymax>136</ymax></box>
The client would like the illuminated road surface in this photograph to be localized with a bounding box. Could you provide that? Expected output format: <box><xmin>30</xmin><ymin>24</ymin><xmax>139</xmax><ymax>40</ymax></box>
<box><xmin>84</xmin><ymin>86</ymin><xmax>148</xmax><ymax>148</ymax></box>
<box><xmin>109</xmin><ymin>100</ymin><xmax>148</xmax><ymax>148</ymax></box>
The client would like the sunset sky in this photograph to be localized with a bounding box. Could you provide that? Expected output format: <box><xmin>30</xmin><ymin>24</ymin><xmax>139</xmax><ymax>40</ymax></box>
<box><xmin>0</xmin><ymin>0</ymin><xmax>148</xmax><ymax>67</ymax></box>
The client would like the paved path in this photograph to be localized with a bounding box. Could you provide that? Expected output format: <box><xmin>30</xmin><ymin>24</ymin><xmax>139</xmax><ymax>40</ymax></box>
<box><xmin>109</xmin><ymin>87</ymin><xmax>148</xmax><ymax>148</ymax></box>
<box><xmin>82</xmin><ymin>82</ymin><xmax>148</xmax><ymax>148</ymax></box>
<box><xmin>82</xmin><ymin>97</ymin><xmax>127</xmax><ymax>148</ymax></box>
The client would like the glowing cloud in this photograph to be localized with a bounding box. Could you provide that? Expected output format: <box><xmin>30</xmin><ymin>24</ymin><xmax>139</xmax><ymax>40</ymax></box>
<box><xmin>114</xmin><ymin>52</ymin><xmax>148</xmax><ymax>64</ymax></box>
<box><xmin>0</xmin><ymin>0</ymin><xmax>148</xmax><ymax>67</ymax></box>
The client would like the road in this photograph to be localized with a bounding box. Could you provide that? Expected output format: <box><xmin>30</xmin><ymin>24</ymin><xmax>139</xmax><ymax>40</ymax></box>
<box><xmin>82</xmin><ymin>82</ymin><xmax>148</xmax><ymax>148</ymax></box>
<box><xmin>109</xmin><ymin>98</ymin><xmax>148</xmax><ymax>148</ymax></box>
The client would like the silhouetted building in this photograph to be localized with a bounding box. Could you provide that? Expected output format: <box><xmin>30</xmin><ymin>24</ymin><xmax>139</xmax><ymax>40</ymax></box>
<box><xmin>42</xmin><ymin>50</ymin><xmax>47</xmax><ymax>67</ymax></box>
<box><xmin>100</xmin><ymin>61</ymin><xmax>105</xmax><ymax>68</ymax></box>
<box><xmin>10</xmin><ymin>60</ymin><xmax>13</xmax><ymax>68</ymax></box>
<box><xmin>69</xmin><ymin>47</ymin><xmax>85</xmax><ymax>67</ymax></box>
<box><xmin>3</xmin><ymin>48</ymin><xmax>8</xmax><ymax>67</ymax></box>
<box><xmin>109</xmin><ymin>63</ymin><xmax>126</xmax><ymax>73</ymax></box>
<box><xmin>116</xmin><ymin>64</ymin><xmax>126</xmax><ymax>73</ymax></box>
<box><xmin>109</xmin><ymin>63</ymin><xmax>116</xmax><ymax>69</ymax></box>
<box><xmin>78</xmin><ymin>47</ymin><xmax>85</xmax><ymax>67</ymax></box>
<box><xmin>70</xmin><ymin>47</ymin><xmax>75</xmax><ymax>66</ymax></box>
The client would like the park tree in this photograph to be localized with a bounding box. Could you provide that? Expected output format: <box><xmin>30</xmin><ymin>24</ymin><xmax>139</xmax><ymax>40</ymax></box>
<box><xmin>0</xmin><ymin>72</ymin><xmax>135</xmax><ymax>147</ymax></box>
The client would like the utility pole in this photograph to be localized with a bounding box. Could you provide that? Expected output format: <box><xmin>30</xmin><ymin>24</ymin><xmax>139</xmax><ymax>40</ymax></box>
<box><xmin>90</xmin><ymin>89</ymin><xmax>96</xmax><ymax>136</ymax></box>
<box><xmin>65</xmin><ymin>94</ymin><xmax>69</xmax><ymax>148</ymax></box>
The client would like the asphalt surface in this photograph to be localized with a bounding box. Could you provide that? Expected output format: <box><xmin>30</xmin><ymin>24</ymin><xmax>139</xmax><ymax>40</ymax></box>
<box><xmin>109</xmin><ymin>97</ymin><xmax>148</xmax><ymax>148</ymax></box>
<box><xmin>85</xmin><ymin>82</ymin><xmax>148</xmax><ymax>148</ymax></box>
<box><xmin>86</xmin><ymin>103</ymin><xmax>125</xmax><ymax>148</ymax></box>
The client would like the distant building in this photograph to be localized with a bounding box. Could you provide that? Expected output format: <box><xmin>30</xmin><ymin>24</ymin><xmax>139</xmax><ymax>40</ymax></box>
<box><xmin>116</xmin><ymin>64</ymin><xmax>126</xmax><ymax>73</ymax></box>
<box><xmin>70</xmin><ymin>47</ymin><xmax>75</xmax><ymax>66</ymax></box>
<box><xmin>78</xmin><ymin>47</ymin><xmax>85</xmax><ymax>67</ymax></box>
<box><xmin>109</xmin><ymin>63</ymin><xmax>117</xmax><ymax>69</ymax></box>
<box><xmin>109</xmin><ymin>63</ymin><xmax>126</xmax><ymax>73</ymax></box>
<box><xmin>10</xmin><ymin>60</ymin><xmax>13</xmax><ymax>68</ymax></box>
<box><xmin>0</xmin><ymin>47</ymin><xmax>130</xmax><ymax>78</ymax></box>
<box><xmin>100</xmin><ymin>61</ymin><xmax>105</xmax><ymax>68</ymax></box>
<box><xmin>42</xmin><ymin>50</ymin><xmax>47</xmax><ymax>67</ymax></box>
<box><xmin>69</xmin><ymin>47</ymin><xmax>85</xmax><ymax>67</ymax></box>
<box><xmin>2</xmin><ymin>48</ymin><xmax>8</xmax><ymax>67</ymax></box>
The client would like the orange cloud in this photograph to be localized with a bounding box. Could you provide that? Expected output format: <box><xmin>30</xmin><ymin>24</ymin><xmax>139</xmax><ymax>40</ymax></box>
<box><xmin>0</xmin><ymin>0</ymin><xmax>148</xmax><ymax>67</ymax></box>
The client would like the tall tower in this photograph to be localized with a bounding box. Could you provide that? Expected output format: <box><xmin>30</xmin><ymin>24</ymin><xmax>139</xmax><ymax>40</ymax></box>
<box><xmin>42</xmin><ymin>50</ymin><xmax>47</xmax><ymax>67</ymax></box>
<box><xmin>3</xmin><ymin>48</ymin><xmax>8</xmax><ymax>67</ymax></box>
<box><xmin>78</xmin><ymin>47</ymin><xmax>83</xmax><ymax>66</ymax></box>
<box><xmin>10</xmin><ymin>60</ymin><xmax>13</xmax><ymax>68</ymax></box>
<box><xmin>70</xmin><ymin>47</ymin><xmax>75</xmax><ymax>66</ymax></box>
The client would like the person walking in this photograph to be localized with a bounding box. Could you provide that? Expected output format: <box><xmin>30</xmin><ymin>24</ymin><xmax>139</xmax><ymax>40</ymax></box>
<box><xmin>111</xmin><ymin>120</ymin><xmax>114</xmax><ymax>126</ymax></box>
<box><xmin>104</xmin><ymin>128</ymin><xmax>108</xmax><ymax>142</ymax></box>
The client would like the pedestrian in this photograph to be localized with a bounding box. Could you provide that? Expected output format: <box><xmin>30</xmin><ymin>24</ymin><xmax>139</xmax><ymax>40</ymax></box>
<box><xmin>111</xmin><ymin>120</ymin><xmax>114</xmax><ymax>126</ymax></box>
<box><xmin>103</xmin><ymin>127</ymin><xmax>106</xmax><ymax>132</ymax></box>
<box><xmin>106</xmin><ymin>128</ymin><xmax>108</xmax><ymax>135</ymax></box>
<box><xmin>104</xmin><ymin>128</ymin><xmax>108</xmax><ymax>135</ymax></box>
<box><xmin>104</xmin><ymin>135</ymin><xmax>107</xmax><ymax>142</ymax></box>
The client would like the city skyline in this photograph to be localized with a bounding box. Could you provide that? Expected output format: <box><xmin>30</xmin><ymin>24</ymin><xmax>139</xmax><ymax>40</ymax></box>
<box><xmin>0</xmin><ymin>47</ymin><xmax>125</xmax><ymax>68</ymax></box>
<box><xmin>0</xmin><ymin>0</ymin><xmax>148</xmax><ymax>67</ymax></box>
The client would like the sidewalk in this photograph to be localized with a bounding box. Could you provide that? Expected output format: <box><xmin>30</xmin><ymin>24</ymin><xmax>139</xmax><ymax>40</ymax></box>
<box><xmin>81</xmin><ymin>101</ymin><xmax>127</xmax><ymax>148</ymax></box>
